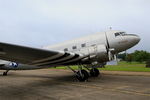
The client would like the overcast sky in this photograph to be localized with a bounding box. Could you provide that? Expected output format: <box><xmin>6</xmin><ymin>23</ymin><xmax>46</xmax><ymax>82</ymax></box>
<box><xmin>0</xmin><ymin>0</ymin><xmax>149</xmax><ymax>52</ymax></box>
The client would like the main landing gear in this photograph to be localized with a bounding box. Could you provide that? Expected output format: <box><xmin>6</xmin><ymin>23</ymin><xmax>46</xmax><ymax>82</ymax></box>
<box><xmin>76</xmin><ymin>70</ymin><xmax>89</xmax><ymax>82</ymax></box>
<box><xmin>90</xmin><ymin>68</ymin><xmax>100</xmax><ymax>77</ymax></box>
<box><xmin>67</xmin><ymin>65</ymin><xmax>100</xmax><ymax>82</ymax></box>
<box><xmin>2</xmin><ymin>70</ymin><xmax>9</xmax><ymax>76</ymax></box>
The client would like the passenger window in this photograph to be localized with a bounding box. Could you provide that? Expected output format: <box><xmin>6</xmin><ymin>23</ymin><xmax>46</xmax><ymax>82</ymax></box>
<box><xmin>72</xmin><ymin>46</ymin><xmax>77</xmax><ymax>49</ymax></box>
<box><xmin>81</xmin><ymin>43</ymin><xmax>86</xmax><ymax>47</ymax></box>
<box><xmin>64</xmin><ymin>48</ymin><xmax>68</xmax><ymax>51</ymax></box>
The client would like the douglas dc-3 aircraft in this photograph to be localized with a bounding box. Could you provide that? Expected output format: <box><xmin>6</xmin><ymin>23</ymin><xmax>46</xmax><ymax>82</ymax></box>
<box><xmin>0</xmin><ymin>30</ymin><xmax>140</xmax><ymax>81</ymax></box>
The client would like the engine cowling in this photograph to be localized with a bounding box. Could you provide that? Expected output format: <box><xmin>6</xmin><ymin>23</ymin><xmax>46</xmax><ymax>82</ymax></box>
<box><xmin>80</xmin><ymin>44</ymin><xmax>109</xmax><ymax>63</ymax></box>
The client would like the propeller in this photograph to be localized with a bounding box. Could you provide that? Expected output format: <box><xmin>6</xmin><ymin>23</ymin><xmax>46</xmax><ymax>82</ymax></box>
<box><xmin>105</xmin><ymin>32</ymin><xmax>115</xmax><ymax>61</ymax></box>
<box><xmin>108</xmin><ymin>48</ymin><xmax>115</xmax><ymax>61</ymax></box>
<box><xmin>114</xmin><ymin>54</ymin><xmax>119</xmax><ymax>65</ymax></box>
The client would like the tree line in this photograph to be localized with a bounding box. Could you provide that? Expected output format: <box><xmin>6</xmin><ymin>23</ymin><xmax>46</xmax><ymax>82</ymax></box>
<box><xmin>117</xmin><ymin>50</ymin><xmax>150</xmax><ymax>62</ymax></box>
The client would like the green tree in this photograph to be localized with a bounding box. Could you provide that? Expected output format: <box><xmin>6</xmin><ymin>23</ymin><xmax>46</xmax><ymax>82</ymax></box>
<box><xmin>125</xmin><ymin>54</ymin><xmax>133</xmax><ymax>63</ymax></box>
<box><xmin>118</xmin><ymin>50</ymin><xmax>150</xmax><ymax>62</ymax></box>
<box><xmin>132</xmin><ymin>50</ymin><xmax>150</xmax><ymax>62</ymax></box>
<box><xmin>117</xmin><ymin>53</ymin><xmax>126</xmax><ymax>61</ymax></box>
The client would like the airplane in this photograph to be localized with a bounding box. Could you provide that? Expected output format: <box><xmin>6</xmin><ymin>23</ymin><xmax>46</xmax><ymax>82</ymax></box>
<box><xmin>0</xmin><ymin>30</ymin><xmax>140</xmax><ymax>81</ymax></box>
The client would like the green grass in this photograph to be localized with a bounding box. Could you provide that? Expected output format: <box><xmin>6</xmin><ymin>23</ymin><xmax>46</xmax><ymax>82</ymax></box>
<box><xmin>54</xmin><ymin>61</ymin><xmax>150</xmax><ymax>72</ymax></box>
<box><xmin>55</xmin><ymin>66</ymin><xmax>77</xmax><ymax>70</ymax></box>
<box><xmin>100</xmin><ymin>62</ymin><xmax>150</xmax><ymax>72</ymax></box>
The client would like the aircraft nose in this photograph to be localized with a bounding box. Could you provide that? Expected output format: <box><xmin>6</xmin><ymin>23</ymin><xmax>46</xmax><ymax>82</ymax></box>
<box><xmin>128</xmin><ymin>34</ymin><xmax>141</xmax><ymax>46</ymax></box>
<box><xmin>133</xmin><ymin>35</ymin><xmax>141</xmax><ymax>44</ymax></box>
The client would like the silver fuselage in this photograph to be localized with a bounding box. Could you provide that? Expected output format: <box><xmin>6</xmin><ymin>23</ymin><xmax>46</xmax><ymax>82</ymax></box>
<box><xmin>0</xmin><ymin>30</ymin><xmax>140</xmax><ymax>70</ymax></box>
<box><xmin>45</xmin><ymin>30</ymin><xmax>140</xmax><ymax>55</ymax></box>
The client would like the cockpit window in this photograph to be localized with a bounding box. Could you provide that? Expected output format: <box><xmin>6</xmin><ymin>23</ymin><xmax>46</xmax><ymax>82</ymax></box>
<box><xmin>120</xmin><ymin>32</ymin><xmax>126</xmax><ymax>35</ymax></box>
<box><xmin>115</xmin><ymin>32</ymin><xmax>120</xmax><ymax>37</ymax></box>
<box><xmin>115</xmin><ymin>32</ymin><xmax>126</xmax><ymax>37</ymax></box>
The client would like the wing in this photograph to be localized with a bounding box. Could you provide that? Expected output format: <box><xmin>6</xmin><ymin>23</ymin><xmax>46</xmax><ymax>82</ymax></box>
<box><xmin>0</xmin><ymin>42</ymin><xmax>83</xmax><ymax>67</ymax></box>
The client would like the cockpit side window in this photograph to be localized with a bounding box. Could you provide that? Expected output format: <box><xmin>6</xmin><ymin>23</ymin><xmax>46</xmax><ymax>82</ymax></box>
<box><xmin>120</xmin><ymin>32</ymin><xmax>126</xmax><ymax>35</ymax></box>
<box><xmin>115</xmin><ymin>32</ymin><xmax>120</xmax><ymax>37</ymax></box>
<box><xmin>115</xmin><ymin>32</ymin><xmax>126</xmax><ymax>37</ymax></box>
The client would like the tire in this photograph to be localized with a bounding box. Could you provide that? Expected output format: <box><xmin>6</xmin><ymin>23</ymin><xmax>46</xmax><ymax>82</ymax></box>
<box><xmin>76</xmin><ymin>70</ymin><xmax>89</xmax><ymax>82</ymax></box>
<box><xmin>90</xmin><ymin>68</ymin><xmax>100</xmax><ymax>77</ymax></box>
<box><xmin>3</xmin><ymin>72</ymin><xmax>7</xmax><ymax>76</ymax></box>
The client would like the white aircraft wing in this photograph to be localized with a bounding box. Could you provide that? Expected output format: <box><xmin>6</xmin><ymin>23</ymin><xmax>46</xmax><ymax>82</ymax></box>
<box><xmin>0</xmin><ymin>42</ymin><xmax>83</xmax><ymax>67</ymax></box>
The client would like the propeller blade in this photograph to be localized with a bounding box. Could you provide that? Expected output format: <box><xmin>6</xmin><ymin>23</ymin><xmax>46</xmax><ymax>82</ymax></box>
<box><xmin>114</xmin><ymin>54</ymin><xmax>119</xmax><ymax>65</ymax></box>
<box><xmin>108</xmin><ymin>50</ymin><xmax>113</xmax><ymax>61</ymax></box>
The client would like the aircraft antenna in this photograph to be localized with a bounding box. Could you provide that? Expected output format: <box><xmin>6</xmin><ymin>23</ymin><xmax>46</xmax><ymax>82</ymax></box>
<box><xmin>109</xmin><ymin>27</ymin><xmax>112</xmax><ymax>30</ymax></box>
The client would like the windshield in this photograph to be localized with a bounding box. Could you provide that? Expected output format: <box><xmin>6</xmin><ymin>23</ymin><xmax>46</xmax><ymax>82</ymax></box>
<box><xmin>115</xmin><ymin>32</ymin><xmax>126</xmax><ymax>37</ymax></box>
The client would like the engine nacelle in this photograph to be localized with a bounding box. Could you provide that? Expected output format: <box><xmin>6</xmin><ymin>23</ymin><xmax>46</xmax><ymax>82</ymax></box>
<box><xmin>80</xmin><ymin>44</ymin><xmax>109</xmax><ymax>63</ymax></box>
<box><xmin>95</xmin><ymin>44</ymin><xmax>109</xmax><ymax>62</ymax></box>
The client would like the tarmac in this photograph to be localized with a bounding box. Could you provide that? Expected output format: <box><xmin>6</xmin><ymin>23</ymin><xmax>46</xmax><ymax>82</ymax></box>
<box><xmin>0</xmin><ymin>69</ymin><xmax>150</xmax><ymax>100</ymax></box>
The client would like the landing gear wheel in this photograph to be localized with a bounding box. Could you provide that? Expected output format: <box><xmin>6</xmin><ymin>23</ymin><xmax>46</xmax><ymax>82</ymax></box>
<box><xmin>76</xmin><ymin>70</ymin><xmax>89</xmax><ymax>82</ymax></box>
<box><xmin>3</xmin><ymin>72</ymin><xmax>7</xmax><ymax>76</ymax></box>
<box><xmin>90</xmin><ymin>68</ymin><xmax>100</xmax><ymax>77</ymax></box>
<box><xmin>2</xmin><ymin>70</ymin><xmax>9</xmax><ymax>76</ymax></box>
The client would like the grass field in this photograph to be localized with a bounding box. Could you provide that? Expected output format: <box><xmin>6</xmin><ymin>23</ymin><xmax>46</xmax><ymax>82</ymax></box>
<box><xmin>99</xmin><ymin>62</ymin><xmax>150</xmax><ymax>72</ymax></box>
<box><xmin>56</xmin><ymin>62</ymin><xmax>150</xmax><ymax>72</ymax></box>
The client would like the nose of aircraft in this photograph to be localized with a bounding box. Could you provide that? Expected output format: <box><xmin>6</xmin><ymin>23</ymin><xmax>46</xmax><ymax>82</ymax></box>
<box><xmin>133</xmin><ymin>34</ymin><xmax>141</xmax><ymax>44</ymax></box>
<box><xmin>128</xmin><ymin>34</ymin><xmax>141</xmax><ymax>47</ymax></box>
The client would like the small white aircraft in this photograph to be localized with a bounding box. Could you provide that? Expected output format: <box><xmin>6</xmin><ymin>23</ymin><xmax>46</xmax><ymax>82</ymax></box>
<box><xmin>0</xmin><ymin>30</ymin><xmax>140</xmax><ymax>81</ymax></box>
